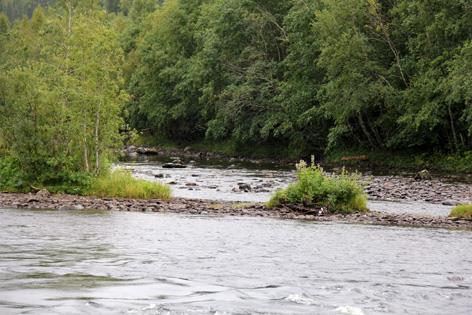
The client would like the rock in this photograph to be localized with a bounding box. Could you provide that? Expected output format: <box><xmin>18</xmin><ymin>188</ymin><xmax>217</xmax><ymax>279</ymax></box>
<box><xmin>185</xmin><ymin>182</ymin><xmax>198</xmax><ymax>187</ymax></box>
<box><xmin>414</xmin><ymin>169</ymin><xmax>432</xmax><ymax>181</ymax></box>
<box><xmin>154</xmin><ymin>174</ymin><xmax>165</xmax><ymax>178</ymax></box>
<box><xmin>136</xmin><ymin>147</ymin><xmax>146</xmax><ymax>154</ymax></box>
<box><xmin>36</xmin><ymin>189</ymin><xmax>51</xmax><ymax>198</ymax></box>
<box><xmin>136</xmin><ymin>147</ymin><xmax>159</xmax><ymax>155</ymax></box>
<box><xmin>162</xmin><ymin>163</ymin><xmax>187</xmax><ymax>169</ymax></box>
<box><xmin>442</xmin><ymin>200</ymin><xmax>459</xmax><ymax>206</ymax></box>
<box><xmin>184</xmin><ymin>146</ymin><xmax>192</xmax><ymax>152</ymax></box>
<box><xmin>238</xmin><ymin>183</ymin><xmax>252</xmax><ymax>192</ymax></box>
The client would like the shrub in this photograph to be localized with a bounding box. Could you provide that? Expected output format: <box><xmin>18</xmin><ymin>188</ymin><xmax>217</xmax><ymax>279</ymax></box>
<box><xmin>268</xmin><ymin>160</ymin><xmax>368</xmax><ymax>214</ymax></box>
<box><xmin>89</xmin><ymin>169</ymin><xmax>171</xmax><ymax>200</ymax></box>
<box><xmin>0</xmin><ymin>156</ymin><xmax>27</xmax><ymax>192</ymax></box>
<box><xmin>449</xmin><ymin>204</ymin><xmax>472</xmax><ymax>220</ymax></box>
<box><xmin>0</xmin><ymin>155</ymin><xmax>92</xmax><ymax>194</ymax></box>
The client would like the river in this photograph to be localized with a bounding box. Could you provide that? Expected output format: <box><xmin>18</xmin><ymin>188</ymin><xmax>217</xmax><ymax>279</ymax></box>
<box><xmin>1</xmin><ymin>158</ymin><xmax>471</xmax><ymax>314</ymax></box>
<box><xmin>119</xmin><ymin>157</ymin><xmax>469</xmax><ymax>217</ymax></box>
<box><xmin>1</xmin><ymin>208</ymin><xmax>472</xmax><ymax>315</ymax></box>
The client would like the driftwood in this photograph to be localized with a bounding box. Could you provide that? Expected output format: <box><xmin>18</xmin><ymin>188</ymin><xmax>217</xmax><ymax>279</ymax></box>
<box><xmin>341</xmin><ymin>155</ymin><xmax>369</xmax><ymax>161</ymax></box>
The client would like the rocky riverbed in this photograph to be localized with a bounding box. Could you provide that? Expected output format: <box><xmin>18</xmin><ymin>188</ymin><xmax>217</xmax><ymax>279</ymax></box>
<box><xmin>363</xmin><ymin>175</ymin><xmax>471</xmax><ymax>205</ymax></box>
<box><xmin>1</xmin><ymin>192</ymin><xmax>471</xmax><ymax>230</ymax></box>
<box><xmin>120</xmin><ymin>155</ymin><xmax>472</xmax><ymax>207</ymax></box>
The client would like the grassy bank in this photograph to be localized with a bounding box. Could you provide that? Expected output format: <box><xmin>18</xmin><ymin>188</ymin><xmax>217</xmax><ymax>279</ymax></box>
<box><xmin>0</xmin><ymin>155</ymin><xmax>171</xmax><ymax>200</ymax></box>
<box><xmin>450</xmin><ymin>204</ymin><xmax>472</xmax><ymax>220</ymax></box>
<box><xmin>88</xmin><ymin>170</ymin><xmax>171</xmax><ymax>200</ymax></box>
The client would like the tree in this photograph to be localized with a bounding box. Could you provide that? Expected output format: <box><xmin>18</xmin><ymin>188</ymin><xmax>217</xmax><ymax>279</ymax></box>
<box><xmin>0</xmin><ymin>3</ymin><xmax>127</xmax><ymax>190</ymax></box>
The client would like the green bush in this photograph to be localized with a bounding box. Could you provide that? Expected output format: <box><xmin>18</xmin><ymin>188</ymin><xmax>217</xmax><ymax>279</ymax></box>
<box><xmin>89</xmin><ymin>169</ymin><xmax>171</xmax><ymax>200</ymax></box>
<box><xmin>449</xmin><ymin>204</ymin><xmax>472</xmax><ymax>220</ymax></box>
<box><xmin>268</xmin><ymin>160</ymin><xmax>368</xmax><ymax>214</ymax></box>
<box><xmin>0</xmin><ymin>155</ymin><xmax>92</xmax><ymax>194</ymax></box>
<box><xmin>0</xmin><ymin>156</ymin><xmax>27</xmax><ymax>192</ymax></box>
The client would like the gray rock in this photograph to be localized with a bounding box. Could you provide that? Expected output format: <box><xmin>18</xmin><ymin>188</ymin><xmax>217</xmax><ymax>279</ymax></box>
<box><xmin>442</xmin><ymin>200</ymin><xmax>459</xmax><ymax>206</ymax></box>
<box><xmin>238</xmin><ymin>183</ymin><xmax>252</xmax><ymax>191</ymax></box>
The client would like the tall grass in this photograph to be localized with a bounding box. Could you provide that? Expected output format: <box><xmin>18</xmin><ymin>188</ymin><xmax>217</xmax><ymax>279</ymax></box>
<box><xmin>449</xmin><ymin>204</ymin><xmax>472</xmax><ymax>220</ymax></box>
<box><xmin>268</xmin><ymin>160</ymin><xmax>368</xmax><ymax>214</ymax></box>
<box><xmin>89</xmin><ymin>169</ymin><xmax>171</xmax><ymax>200</ymax></box>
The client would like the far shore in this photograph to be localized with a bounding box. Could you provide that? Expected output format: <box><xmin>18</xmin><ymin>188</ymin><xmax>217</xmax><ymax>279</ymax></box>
<box><xmin>1</xmin><ymin>192</ymin><xmax>471</xmax><ymax>230</ymax></box>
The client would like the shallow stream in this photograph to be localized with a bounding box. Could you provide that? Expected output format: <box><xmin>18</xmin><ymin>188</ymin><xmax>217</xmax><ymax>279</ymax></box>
<box><xmin>119</xmin><ymin>157</ymin><xmax>469</xmax><ymax>217</ymax></box>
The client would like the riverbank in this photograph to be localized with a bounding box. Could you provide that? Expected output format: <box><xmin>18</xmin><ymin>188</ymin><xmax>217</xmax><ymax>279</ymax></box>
<box><xmin>124</xmin><ymin>142</ymin><xmax>472</xmax><ymax>175</ymax></box>
<box><xmin>1</xmin><ymin>192</ymin><xmax>471</xmax><ymax>230</ymax></box>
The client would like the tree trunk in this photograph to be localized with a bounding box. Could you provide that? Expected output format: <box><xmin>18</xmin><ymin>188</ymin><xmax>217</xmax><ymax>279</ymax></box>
<box><xmin>448</xmin><ymin>103</ymin><xmax>459</xmax><ymax>152</ymax></box>
<box><xmin>94</xmin><ymin>102</ymin><xmax>101</xmax><ymax>175</ymax></box>
<box><xmin>357</xmin><ymin>112</ymin><xmax>376</xmax><ymax>148</ymax></box>
<box><xmin>83</xmin><ymin>123</ymin><xmax>89</xmax><ymax>172</ymax></box>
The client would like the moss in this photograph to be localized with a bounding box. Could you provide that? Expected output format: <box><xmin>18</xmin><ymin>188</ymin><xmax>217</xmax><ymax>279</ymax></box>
<box><xmin>88</xmin><ymin>169</ymin><xmax>171</xmax><ymax>200</ymax></box>
<box><xmin>449</xmin><ymin>204</ymin><xmax>472</xmax><ymax>220</ymax></box>
<box><xmin>268</xmin><ymin>159</ymin><xmax>368</xmax><ymax>214</ymax></box>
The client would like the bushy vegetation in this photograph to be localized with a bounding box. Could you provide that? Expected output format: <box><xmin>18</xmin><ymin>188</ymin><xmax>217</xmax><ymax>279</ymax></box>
<box><xmin>123</xmin><ymin>0</ymin><xmax>472</xmax><ymax>158</ymax></box>
<box><xmin>0</xmin><ymin>2</ymin><xmax>127</xmax><ymax>192</ymax></box>
<box><xmin>1</xmin><ymin>0</ymin><xmax>471</xmax><ymax>195</ymax></box>
<box><xmin>268</xmin><ymin>160</ymin><xmax>368</xmax><ymax>214</ymax></box>
<box><xmin>449</xmin><ymin>204</ymin><xmax>472</xmax><ymax>220</ymax></box>
<box><xmin>89</xmin><ymin>169</ymin><xmax>171</xmax><ymax>200</ymax></box>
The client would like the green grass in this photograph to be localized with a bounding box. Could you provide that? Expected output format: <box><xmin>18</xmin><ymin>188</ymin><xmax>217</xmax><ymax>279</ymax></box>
<box><xmin>89</xmin><ymin>169</ymin><xmax>171</xmax><ymax>200</ymax></box>
<box><xmin>268</xmin><ymin>159</ymin><xmax>368</xmax><ymax>214</ymax></box>
<box><xmin>449</xmin><ymin>204</ymin><xmax>472</xmax><ymax>220</ymax></box>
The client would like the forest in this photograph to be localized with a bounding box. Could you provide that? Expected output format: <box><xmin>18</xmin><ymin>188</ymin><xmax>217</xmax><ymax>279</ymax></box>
<box><xmin>0</xmin><ymin>0</ymin><xmax>471</xmax><ymax>191</ymax></box>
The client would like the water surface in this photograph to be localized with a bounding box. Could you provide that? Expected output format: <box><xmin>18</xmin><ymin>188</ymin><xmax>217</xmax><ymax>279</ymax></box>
<box><xmin>1</xmin><ymin>208</ymin><xmax>471</xmax><ymax>314</ymax></box>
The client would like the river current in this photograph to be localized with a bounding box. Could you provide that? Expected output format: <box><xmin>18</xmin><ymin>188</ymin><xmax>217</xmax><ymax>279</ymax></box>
<box><xmin>1</xmin><ymin>208</ymin><xmax>471</xmax><ymax>315</ymax></box>
<box><xmin>1</xmin><ymin>158</ymin><xmax>472</xmax><ymax>314</ymax></box>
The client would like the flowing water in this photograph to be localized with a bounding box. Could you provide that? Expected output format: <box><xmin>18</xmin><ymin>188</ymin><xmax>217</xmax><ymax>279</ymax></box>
<box><xmin>1</xmin><ymin>208</ymin><xmax>472</xmax><ymax>315</ymax></box>
<box><xmin>119</xmin><ymin>158</ymin><xmax>458</xmax><ymax>217</ymax></box>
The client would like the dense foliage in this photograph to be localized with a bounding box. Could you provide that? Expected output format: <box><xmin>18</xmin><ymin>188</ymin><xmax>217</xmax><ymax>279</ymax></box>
<box><xmin>0</xmin><ymin>2</ymin><xmax>127</xmax><ymax>191</ymax></box>
<box><xmin>268</xmin><ymin>160</ymin><xmax>368</xmax><ymax>214</ymax></box>
<box><xmin>124</xmin><ymin>0</ymin><xmax>472</xmax><ymax>156</ymax></box>
<box><xmin>1</xmin><ymin>0</ymin><xmax>471</xmax><ymax>192</ymax></box>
